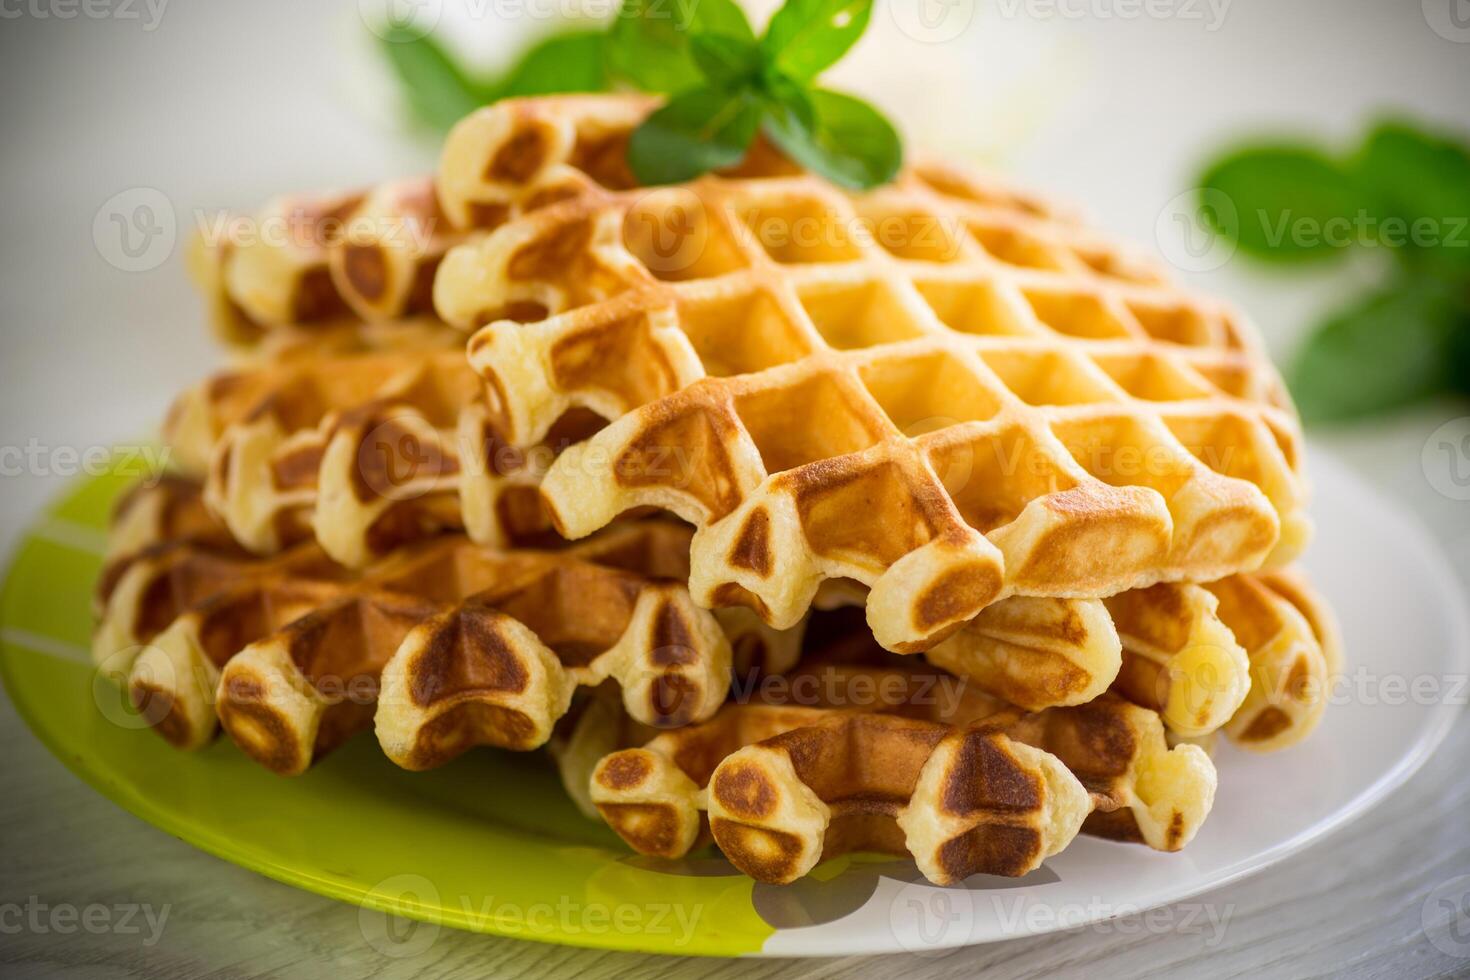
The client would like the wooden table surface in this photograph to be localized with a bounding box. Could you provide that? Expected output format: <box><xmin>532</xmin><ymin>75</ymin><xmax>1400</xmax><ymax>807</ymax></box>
<box><xmin>2</xmin><ymin>3</ymin><xmax>1468</xmax><ymax>976</ymax></box>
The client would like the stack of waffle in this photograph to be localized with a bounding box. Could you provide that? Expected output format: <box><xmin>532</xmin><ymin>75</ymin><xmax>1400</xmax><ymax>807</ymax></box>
<box><xmin>95</xmin><ymin>94</ymin><xmax>1340</xmax><ymax>886</ymax></box>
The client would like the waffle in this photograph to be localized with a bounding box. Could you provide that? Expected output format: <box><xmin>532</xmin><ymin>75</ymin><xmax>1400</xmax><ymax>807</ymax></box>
<box><xmin>189</xmin><ymin>175</ymin><xmax>465</xmax><ymax>345</ymax></box>
<box><xmin>190</xmin><ymin>95</ymin><xmax>661</xmax><ymax>346</ymax></box>
<box><xmin>101</xmin><ymin>474</ymin><xmax>236</xmax><ymax>569</ymax></box>
<box><xmin>435</xmin><ymin>97</ymin><xmax>1310</xmax><ymax>653</ymax></box>
<box><xmin>587</xmin><ymin>620</ymin><xmax>1215</xmax><ymax>885</ymax></box>
<box><xmin>436</xmin><ymin>93</ymin><xmax>653</xmax><ymax>230</ymax></box>
<box><xmin>822</xmin><ymin>563</ymin><xmax>1333</xmax><ymax>747</ymax></box>
<box><xmin>164</xmin><ymin>343</ymin><xmax>587</xmax><ymax>566</ymax></box>
<box><xmin>1108</xmin><ymin>573</ymin><xmax>1339</xmax><ymax>750</ymax></box>
<box><xmin>818</xmin><ymin>550</ymin><xmax>1333</xmax><ymax>755</ymax></box>
<box><xmin>93</xmin><ymin>481</ymin><xmax>747</xmax><ymax>774</ymax></box>
<box><xmin>813</xmin><ymin>579</ymin><xmax>1124</xmax><ymax>713</ymax></box>
<box><xmin>164</xmin><ymin>335</ymin><xmax>1325</xmax><ymax>746</ymax></box>
<box><xmin>955</xmin><ymin>574</ymin><xmax>1334</xmax><ymax>748</ymax></box>
<box><xmin>161</xmin><ymin>344</ymin><xmax>1323</xmax><ymax>747</ymax></box>
<box><xmin>1211</xmin><ymin>569</ymin><xmax>1340</xmax><ymax>751</ymax></box>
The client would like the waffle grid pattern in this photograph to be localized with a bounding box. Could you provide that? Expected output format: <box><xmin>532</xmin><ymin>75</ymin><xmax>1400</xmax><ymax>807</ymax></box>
<box><xmin>94</xmin><ymin>483</ymin><xmax>736</xmax><ymax>775</ymax></box>
<box><xmin>166</xmin><ymin>346</ymin><xmax>581</xmax><ymax>567</ymax></box>
<box><xmin>435</xmin><ymin>124</ymin><xmax>1308</xmax><ymax>651</ymax></box>
<box><xmin>587</xmin><ymin>653</ymin><xmax>1216</xmax><ymax>885</ymax></box>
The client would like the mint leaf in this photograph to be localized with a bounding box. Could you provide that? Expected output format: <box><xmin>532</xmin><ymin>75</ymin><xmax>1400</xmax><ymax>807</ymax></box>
<box><xmin>381</xmin><ymin>27</ymin><xmax>611</xmax><ymax>133</ymax></box>
<box><xmin>1198</xmin><ymin>145</ymin><xmax>1361</xmax><ymax>262</ymax></box>
<box><xmin>627</xmin><ymin>86</ymin><xmax>762</xmax><ymax>184</ymax></box>
<box><xmin>378</xmin><ymin>28</ymin><xmax>490</xmax><ymax>132</ymax></box>
<box><xmin>606</xmin><ymin>0</ymin><xmax>754</xmax><ymax>93</ymax></box>
<box><xmin>690</xmin><ymin>33</ymin><xmax>763</xmax><ymax>90</ymax></box>
<box><xmin>501</xmin><ymin>31</ymin><xmax>608</xmax><ymax>97</ymax></box>
<box><xmin>1355</xmin><ymin>120</ymin><xmax>1470</xmax><ymax>273</ymax></box>
<box><xmin>761</xmin><ymin>0</ymin><xmax>872</xmax><ymax>82</ymax></box>
<box><xmin>762</xmin><ymin>87</ymin><xmax>900</xmax><ymax>190</ymax></box>
<box><xmin>1289</xmin><ymin>276</ymin><xmax>1467</xmax><ymax>422</ymax></box>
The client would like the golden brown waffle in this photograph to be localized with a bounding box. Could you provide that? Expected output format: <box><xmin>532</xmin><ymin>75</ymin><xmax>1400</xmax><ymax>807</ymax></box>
<box><xmin>100</xmin><ymin>474</ymin><xmax>237</xmax><ymax>570</ymax></box>
<box><xmin>822</xmin><ymin>564</ymin><xmax>1333</xmax><ymax>748</ymax></box>
<box><xmin>164</xmin><ymin>343</ymin><xmax>589</xmax><ymax>566</ymax></box>
<box><xmin>1214</xmin><ymin>569</ymin><xmax>1340</xmax><ymax>751</ymax></box>
<box><xmin>436</xmin><ymin>94</ymin><xmax>653</xmax><ymax>230</ymax></box>
<box><xmin>594</xmin><ymin>703</ymin><xmax>1089</xmax><ymax>886</ymax></box>
<box><xmin>189</xmin><ymin>175</ymin><xmax>465</xmax><ymax>345</ymax></box>
<box><xmin>1107</xmin><ymin>572</ymin><xmax>1339</xmax><ymax>750</ymax></box>
<box><xmin>587</xmin><ymin>621</ymin><xmax>1215</xmax><ymax>885</ymax></box>
<box><xmin>190</xmin><ymin>95</ymin><xmax>662</xmax><ymax>346</ymax></box>
<box><xmin>812</xmin><ymin>578</ymin><xmax>1125</xmax><ymax>713</ymax></box>
<box><xmin>434</xmin><ymin>97</ymin><xmax>1309</xmax><ymax>654</ymax></box>
<box><xmin>162</xmin><ymin>339</ymin><xmax>1318</xmax><ymax>747</ymax></box>
<box><xmin>93</xmin><ymin>481</ymin><xmax>743</xmax><ymax>775</ymax></box>
<box><xmin>165</xmin><ymin>336</ymin><xmax>1318</xmax><ymax>744</ymax></box>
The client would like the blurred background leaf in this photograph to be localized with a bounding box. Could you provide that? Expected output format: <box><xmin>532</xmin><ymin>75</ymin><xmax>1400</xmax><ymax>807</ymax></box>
<box><xmin>500</xmin><ymin>31</ymin><xmax>608</xmax><ymax>98</ymax></box>
<box><xmin>1354</xmin><ymin>120</ymin><xmax>1470</xmax><ymax>277</ymax></box>
<box><xmin>1199</xmin><ymin>146</ymin><xmax>1359</xmax><ymax>263</ymax></box>
<box><xmin>604</xmin><ymin>0</ymin><xmax>754</xmax><ymax>94</ymax></box>
<box><xmin>377</xmin><ymin>25</ymin><xmax>492</xmax><ymax>132</ymax></box>
<box><xmin>1198</xmin><ymin>118</ymin><xmax>1470</xmax><ymax>425</ymax></box>
<box><xmin>1290</xmin><ymin>276</ymin><xmax>1469</xmax><ymax>423</ymax></box>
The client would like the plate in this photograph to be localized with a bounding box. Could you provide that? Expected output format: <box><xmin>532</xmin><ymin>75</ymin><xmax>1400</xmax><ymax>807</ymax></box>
<box><xmin>2</xmin><ymin>451</ymin><xmax>1466</xmax><ymax>957</ymax></box>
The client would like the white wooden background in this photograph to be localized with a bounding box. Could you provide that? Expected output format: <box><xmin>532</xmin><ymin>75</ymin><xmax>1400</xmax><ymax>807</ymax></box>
<box><xmin>2</xmin><ymin>2</ymin><xmax>1468</xmax><ymax>976</ymax></box>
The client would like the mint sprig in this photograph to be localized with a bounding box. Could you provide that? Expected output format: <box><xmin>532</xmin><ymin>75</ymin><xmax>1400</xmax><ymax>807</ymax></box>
<box><xmin>627</xmin><ymin>87</ymin><xmax>763</xmax><ymax>185</ymax></box>
<box><xmin>378</xmin><ymin>2</ymin><xmax>901</xmax><ymax>190</ymax></box>
<box><xmin>608</xmin><ymin>0</ymin><xmax>902</xmax><ymax>190</ymax></box>
<box><xmin>605</xmin><ymin>0</ymin><xmax>756</xmax><ymax>94</ymax></box>
<box><xmin>1196</xmin><ymin>118</ymin><xmax>1470</xmax><ymax>423</ymax></box>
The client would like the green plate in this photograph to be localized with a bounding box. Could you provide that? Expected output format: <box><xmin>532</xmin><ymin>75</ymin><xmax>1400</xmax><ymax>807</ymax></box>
<box><xmin>0</xmin><ymin>466</ymin><xmax>798</xmax><ymax>955</ymax></box>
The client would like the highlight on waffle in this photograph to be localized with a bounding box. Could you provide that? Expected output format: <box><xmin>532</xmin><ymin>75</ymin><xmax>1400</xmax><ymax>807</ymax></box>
<box><xmin>90</xmin><ymin>0</ymin><xmax>1344</xmax><ymax>892</ymax></box>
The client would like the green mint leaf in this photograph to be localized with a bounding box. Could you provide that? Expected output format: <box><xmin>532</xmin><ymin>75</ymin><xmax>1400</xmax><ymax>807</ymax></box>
<box><xmin>1197</xmin><ymin>145</ymin><xmax>1361</xmax><ymax>263</ymax></box>
<box><xmin>1354</xmin><ymin>119</ymin><xmax>1470</xmax><ymax>273</ymax></box>
<box><xmin>762</xmin><ymin>86</ymin><xmax>900</xmax><ymax>190</ymax></box>
<box><xmin>606</xmin><ymin>0</ymin><xmax>755</xmax><ymax>93</ymax></box>
<box><xmin>1453</xmin><ymin>320</ymin><xmax>1470</xmax><ymax>395</ymax></box>
<box><xmin>500</xmin><ymin>31</ymin><xmax>608</xmax><ymax>97</ymax></box>
<box><xmin>378</xmin><ymin>27</ymin><xmax>491</xmax><ymax>132</ymax></box>
<box><xmin>689</xmin><ymin>33</ymin><xmax>763</xmax><ymax>90</ymax></box>
<box><xmin>761</xmin><ymin>0</ymin><xmax>872</xmax><ymax>82</ymax></box>
<box><xmin>762</xmin><ymin>71</ymin><xmax>816</xmax><ymax>131</ymax></box>
<box><xmin>627</xmin><ymin>86</ymin><xmax>762</xmax><ymax>184</ymax></box>
<box><xmin>1289</xmin><ymin>275</ymin><xmax>1467</xmax><ymax>423</ymax></box>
